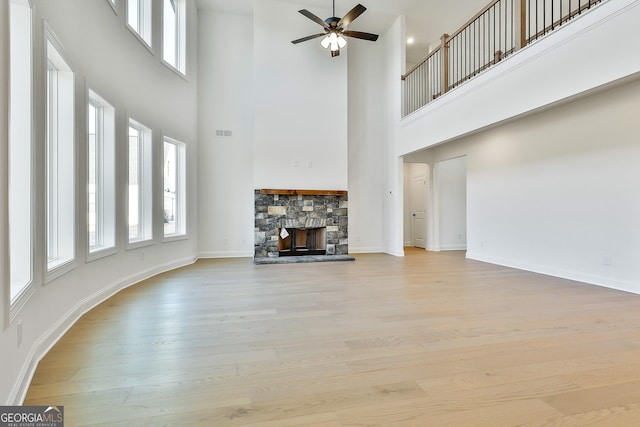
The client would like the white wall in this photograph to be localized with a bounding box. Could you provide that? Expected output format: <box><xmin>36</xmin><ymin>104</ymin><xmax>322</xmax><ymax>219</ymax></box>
<box><xmin>253</xmin><ymin>0</ymin><xmax>348</xmax><ymax>190</ymax></box>
<box><xmin>466</xmin><ymin>78</ymin><xmax>640</xmax><ymax>293</ymax></box>
<box><xmin>382</xmin><ymin>17</ymin><xmax>405</xmax><ymax>257</ymax></box>
<box><xmin>196</xmin><ymin>0</ymin><xmax>389</xmax><ymax>256</ymax></box>
<box><xmin>410</xmin><ymin>76</ymin><xmax>640</xmax><ymax>294</ymax></box>
<box><xmin>197</xmin><ymin>10</ymin><xmax>254</xmax><ymax>258</ymax></box>
<box><xmin>347</xmin><ymin>38</ymin><xmax>386</xmax><ymax>253</ymax></box>
<box><xmin>437</xmin><ymin>156</ymin><xmax>467</xmax><ymax>250</ymax></box>
<box><xmin>1</xmin><ymin>0</ymin><xmax>199</xmax><ymax>404</ymax></box>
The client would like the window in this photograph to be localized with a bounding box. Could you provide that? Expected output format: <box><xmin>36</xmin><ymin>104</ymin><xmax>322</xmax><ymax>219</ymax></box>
<box><xmin>128</xmin><ymin>119</ymin><xmax>153</xmax><ymax>244</ymax></box>
<box><xmin>127</xmin><ymin>0</ymin><xmax>152</xmax><ymax>47</ymax></box>
<box><xmin>162</xmin><ymin>0</ymin><xmax>186</xmax><ymax>73</ymax></box>
<box><xmin>163</xmin><ymin>138</ymin><xmax>186</xmax><ymax>237</ymax></box>
<box><xmin>46</xmin><ymin>35</ymin><xmax>75</xmax><ymax>273</ymax></box>
<box><xmin>88</xmin><ymin>91</ymin><xmax>116</xmax><ymax>256</ymax></box>
<box><xmin>9</xmin><ymin>0</ymin><xmax>33</xmax><ymax>305</ymax></box>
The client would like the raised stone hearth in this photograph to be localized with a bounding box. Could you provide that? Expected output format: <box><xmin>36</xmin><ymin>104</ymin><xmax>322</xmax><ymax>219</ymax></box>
<box><xmin>254</xmin><ymin>189</ymin><xmax>354</xmax><ymax>263</ymax></box>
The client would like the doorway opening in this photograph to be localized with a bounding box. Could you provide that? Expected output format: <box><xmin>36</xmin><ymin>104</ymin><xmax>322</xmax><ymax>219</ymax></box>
<box><xmin>402</xmin><ymin>155</ymin><xmax>467</xmax><ymax>252</ymax></box>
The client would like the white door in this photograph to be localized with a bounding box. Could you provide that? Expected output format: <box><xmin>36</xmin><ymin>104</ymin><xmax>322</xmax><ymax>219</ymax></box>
<box><xmin>411</xmin><ymin>175</ymin><xmax>427</xmax><ymax>248</ymax></box>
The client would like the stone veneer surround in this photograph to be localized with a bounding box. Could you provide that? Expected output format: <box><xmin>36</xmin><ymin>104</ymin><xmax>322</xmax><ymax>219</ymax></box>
<box><xmin>254</xmin><ymin>190</ymin><xmax>349</xmax><ymax>259</ymax></box>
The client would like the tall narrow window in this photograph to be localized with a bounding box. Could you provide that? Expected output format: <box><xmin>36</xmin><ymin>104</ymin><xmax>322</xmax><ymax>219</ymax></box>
<box><xmin>88</xmin><ymin>91</ymin><xmax>116</xmax><ymax>256</ymax></box>
<box><xmin>128</xmin><ymin>119</ymin><xmax>153</xmax><ymax>244</ymax></box>
<box><xmin>9</xmin><ymin>0</ymin><xmax>33</xmax><ymax>304</ymax></box>
<box><xmin>127</xmin><ymin>0</ymin><xmax>152</xmax><ymax>47</ymax></box>
<box><xmin>162</xmin><ymin>0</ymin><xmax>186</xmax><ymax>73</ymax></box>
<box><xmin>163</xmin><ymin>137</ymin><xmax>186</xmax><ymax>237</ymax></box>
<box><xmin>46</xmin><ymin>36</ymin><xmax>75</xmax><ymax>273</ymax></box>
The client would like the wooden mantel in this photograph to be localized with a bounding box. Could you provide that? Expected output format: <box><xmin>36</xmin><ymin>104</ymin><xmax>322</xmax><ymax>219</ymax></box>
<box><xmin>259</xmin><ymin>189</ymin><xmax>347</xmax><ymax>196</ymax></box>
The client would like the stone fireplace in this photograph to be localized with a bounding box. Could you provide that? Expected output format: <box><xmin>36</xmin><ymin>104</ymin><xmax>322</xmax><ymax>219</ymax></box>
<box><xmin>254</xmin><ymin>189</ymin><xmax>353</xmax><ymax>263</ymax></box>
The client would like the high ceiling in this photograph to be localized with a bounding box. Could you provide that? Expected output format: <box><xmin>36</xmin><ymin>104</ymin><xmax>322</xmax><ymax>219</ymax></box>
<box><xmin>196</xmin><ymin>0</ymin><xmax>490</xmax><ymax>67</ymax></box>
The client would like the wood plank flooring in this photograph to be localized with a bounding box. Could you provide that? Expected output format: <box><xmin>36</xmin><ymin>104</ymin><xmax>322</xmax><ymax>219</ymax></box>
<box><xmin>24</xmin><ymin>249</ymin><xmax>640</xmax><ymax>426</ymax></box>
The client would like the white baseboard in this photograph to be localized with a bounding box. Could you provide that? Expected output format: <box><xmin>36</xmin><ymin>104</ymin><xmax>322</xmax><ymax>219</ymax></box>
<box><xmin>385</xmin><ymin>247</ymin><xmax>405</xmax><ymax>257</ymax></box>
<box><xmin>349</xmin><ymin>246</ymin><xmax>385</xmax><ymax>254</ymax></box>
<box><xmin>197</xmin><ymin>250</ymin><xmax>253</xmax><ymax>259</ymax></box>
<box><xmin>466</xmin><ymin>251</ymin><xmax>640</xmax><ymax>295</ymax></box>
<box><xmin>9</xmin><ymin>256</ymin><xmax>197</xmax><ymax>405</ymax></box>
<box><xmin>440</xmin><ymin>244</ymin><xmax>467</xmax><ymax>251</ymax></box>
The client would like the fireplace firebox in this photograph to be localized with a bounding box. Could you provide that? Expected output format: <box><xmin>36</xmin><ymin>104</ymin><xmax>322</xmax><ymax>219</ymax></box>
<box><xmin>278</xmin><ymin>227</ymin><xmax>327</xmax><ymax>256</ymax></box>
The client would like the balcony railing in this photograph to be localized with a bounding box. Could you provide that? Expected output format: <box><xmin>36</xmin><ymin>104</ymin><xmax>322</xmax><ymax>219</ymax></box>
<box><xmin>402</xmin><ymin>0</ymin><xmax>607</xmax><ymax>117</ymax></box>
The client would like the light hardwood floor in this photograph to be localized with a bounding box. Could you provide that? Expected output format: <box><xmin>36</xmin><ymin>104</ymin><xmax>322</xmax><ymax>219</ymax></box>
<box><xmin>25</xmin><ymin>249</ymin><xmax>640</xmax><ymax>426</ymax></box>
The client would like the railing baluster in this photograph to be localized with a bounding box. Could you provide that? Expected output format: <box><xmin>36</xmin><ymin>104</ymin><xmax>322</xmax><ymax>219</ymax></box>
<box><xmin>400</xmin><ymin>0</ymin><xmax>607</xmax><ymax>117</ymax></box>
<box><xmin>528</xmin><ymin>0</ymin><xmax>531</xmax><ymax>41</ymax></box>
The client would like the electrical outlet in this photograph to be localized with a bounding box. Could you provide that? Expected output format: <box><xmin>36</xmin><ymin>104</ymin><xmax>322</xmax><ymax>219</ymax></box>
<box><xmin>603</xmin><ymin>256</ymin><xmax>612</xmax><ymax>266</ymax></box>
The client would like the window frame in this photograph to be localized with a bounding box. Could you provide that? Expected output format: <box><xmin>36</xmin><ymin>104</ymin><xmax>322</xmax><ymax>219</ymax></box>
<box><xmin>87</xmin><ymin>89</ymin><xmax>116</xmax><ymax>261</ymax></box>
<box><xmin>161</xmin><ymin>0</ymin><xmax>187</xmax><ymax>75</ymax></box>
<box><xmin>8</xmin><ymin>0</ymin><xmax>35</xmax><ymax>320</ymax></box>
<box><xmin>127</xmin><ymin>118</ymin><xmax>153</xmax><ymax>248</ymax></box>
<box><xmin>162</xmin><ymin>137</ymin><xmax>187</xmax><ymax>240</ymax></box>
<box><xmin>126</xmin><ymin>0</ymin><xmax>153</xmax><ymax>51</ymax></box>
<box><xmin>45</xmin><ymin>25</ymin><xmax>77</xmax><ymax>282</ymax></box>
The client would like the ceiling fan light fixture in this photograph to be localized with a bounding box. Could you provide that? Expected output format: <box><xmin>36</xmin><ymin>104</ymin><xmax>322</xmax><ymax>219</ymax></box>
<box><xmin>320</xmin><ymin>35</ymin><xmax>331</xmax><ymax>48</ymax></box>
<box><xmin>292</xmin><ymin>3</ymin><xmax>378</xmax><ymax>58</ymax></box>
<box><xmin>324</xmin><ymin>31</ymin><xmax>342</xmax><ymax>51</ymax></box>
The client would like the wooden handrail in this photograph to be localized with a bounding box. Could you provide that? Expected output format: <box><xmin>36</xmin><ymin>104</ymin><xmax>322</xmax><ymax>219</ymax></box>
<box><xmin>402</xmin><ymin>45</ymin><xmax>441</xmax><ymax>80</ymax></box>
<box><xmin>449</xmin><ymin>0</ymin><xmax>504</xmax><ymax>41</ymax></box>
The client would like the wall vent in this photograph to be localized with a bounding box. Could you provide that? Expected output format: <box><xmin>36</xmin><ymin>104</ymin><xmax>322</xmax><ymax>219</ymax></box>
<box><xmin>216</xmin><ymin>130</ymin><xmax>233</xmax><ymax>137</ymax></box>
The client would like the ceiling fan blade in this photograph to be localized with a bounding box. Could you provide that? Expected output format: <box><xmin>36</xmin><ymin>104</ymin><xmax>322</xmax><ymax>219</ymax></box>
<box><xmin>291</xmin><ymin>33</ymin><xmax>326</xmax><ymax>44</ymax></box>
<box><xmin>338</xmin><ymin>4</ymin><xmax>366</xmax><ymax>28</ymax></box>
<box><xmin>343</xmin><ymin>30</ymin><xmax>379</xmax><ymax>41</ymax></box>
<box><xmin>298</xmin><ymin>9</ymin><xmax>329</xmax><ymax>28</ymax></box>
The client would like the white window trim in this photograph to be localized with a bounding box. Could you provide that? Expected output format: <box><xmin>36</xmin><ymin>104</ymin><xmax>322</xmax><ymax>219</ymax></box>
<box><xmin>8</xmin><ymin>0</ymin><xmax>36</xmax><ymax>323</ymax></box>
<box><xmin>126</xmin><ymin>0</ymin><xmax>153</xmax><ymax>52</ymax></box>
<box><xmin>161</xmin><ymin>0</ymin><xmax>187</xmax><ymax>77</ymax></box>
<box><xmin>127</xmin><ymin>118</ymin><xmax>154</xmax><ymax>248</ymax></box>
<box><xmin>44</xmin><ymin>23</ymin><xmax>77</xmax><ymax>283</ymax></box>
<box><xmin>86</xmin><ymin>89</ymin><xmax>117</xmax><ymax>262</ymax></box>
<box><xmin>162</xmin><ymin>137</ymin><xmax>187</xmax><ymax>241</ymax></box>
<box><xmin>106</xmin><ymin>0</ymin><xmax>117</xmax><ymax>14</ymax></box>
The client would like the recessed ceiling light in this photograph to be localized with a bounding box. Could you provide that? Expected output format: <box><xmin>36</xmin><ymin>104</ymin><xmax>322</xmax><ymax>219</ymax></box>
<box><xmin>407</xmin><ymin>37</ymin><xmax>415</xmax><ymax>45</ymax></box>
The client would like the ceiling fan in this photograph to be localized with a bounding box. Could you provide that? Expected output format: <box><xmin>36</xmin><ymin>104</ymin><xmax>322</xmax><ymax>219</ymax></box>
<box><xmin>291</xmin><ymin>1</ymin><xmax>379</xmax><ymax>57</ymax></box>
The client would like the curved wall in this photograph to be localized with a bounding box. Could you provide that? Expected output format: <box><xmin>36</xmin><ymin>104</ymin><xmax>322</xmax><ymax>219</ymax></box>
<box><xmin>1</xmin><ymin>0</ymin><xmax>199</xmax><ymax>404</ymax></box>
